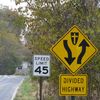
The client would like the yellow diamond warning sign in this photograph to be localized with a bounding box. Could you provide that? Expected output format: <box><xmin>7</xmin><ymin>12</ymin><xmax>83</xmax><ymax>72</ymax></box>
<box><xmin>50</xmin><ymin>25</ymin><xmax>98</xmax><ymax>73</ymax></box>
<box><xmin>59</xmin><ymin>74</ymin><xmax>88</xmax><ymax>96</ymax></box>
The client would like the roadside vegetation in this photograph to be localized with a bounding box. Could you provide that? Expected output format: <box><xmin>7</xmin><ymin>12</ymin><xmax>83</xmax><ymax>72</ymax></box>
<box><xmin>14</xmin><ymin>77</ymin><xmax>37</xmax><ymax>100</ymax></box>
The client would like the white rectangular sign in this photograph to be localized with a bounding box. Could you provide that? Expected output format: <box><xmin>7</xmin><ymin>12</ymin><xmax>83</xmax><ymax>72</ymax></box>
<box><xmin>33</xmin><ymin>55</ymin><xmax>50</xmax><ymax>76</ymax></box>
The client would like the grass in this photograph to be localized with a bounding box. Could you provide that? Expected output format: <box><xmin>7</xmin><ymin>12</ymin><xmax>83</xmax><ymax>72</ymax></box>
<box><xmin>14</xmin><ymin>77</ymin><xmax>37</xmax><ymax>100</ymax></box>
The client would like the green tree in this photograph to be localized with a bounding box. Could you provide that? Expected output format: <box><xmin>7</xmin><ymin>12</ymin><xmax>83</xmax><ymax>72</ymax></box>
<box><xmin>0</xmin><ymin>7</ymin><xmax>26</xmax><ymax>35</ymax></box>
<box><xmin>0</xmin><ymin>7</ymin><xmax>31</xmax><ymax>75</ymax></box>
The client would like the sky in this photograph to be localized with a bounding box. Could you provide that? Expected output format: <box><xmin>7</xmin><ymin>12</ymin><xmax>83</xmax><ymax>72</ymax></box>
<box><xmin>0</xmin><ymin>0</ymin><xmax>16</xmax><ymax>9</ymax></box>
<box><xmin>0</xmin><ymin>0</ymin><xmax>27</xmax><ymax>10</ymax></box>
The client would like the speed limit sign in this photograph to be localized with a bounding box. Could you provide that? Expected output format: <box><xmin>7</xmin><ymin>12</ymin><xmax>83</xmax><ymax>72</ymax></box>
<box><xmin>33</xmin><ymin>55</ymin><xmax>50</xmax><ymax>77</ymax></box>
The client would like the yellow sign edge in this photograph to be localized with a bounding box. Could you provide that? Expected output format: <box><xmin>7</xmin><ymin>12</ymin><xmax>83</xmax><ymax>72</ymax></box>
<box><xmin>59</xmin><ymin>74</ymin><xmax>88</xmax><ymax>96</ymax></box>
<box><xmin>50</xmin><ymin>25</ymin><xmax>98</xmax><ymax>74</ymax></box>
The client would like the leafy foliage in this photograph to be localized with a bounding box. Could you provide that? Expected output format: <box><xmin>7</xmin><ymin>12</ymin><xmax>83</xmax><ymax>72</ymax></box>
<box><xmin>0</xmin><ymin>7</ymin><xmax>31</xmax><ymax>74</ymax></box>
<box><xmin>0</xmin><ymin>7</ymin><xmax>26</xmax><ymax>35</ymax></box>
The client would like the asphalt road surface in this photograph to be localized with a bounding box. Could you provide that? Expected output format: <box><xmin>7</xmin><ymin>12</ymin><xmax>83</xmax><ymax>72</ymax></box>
<box><xmin>0</xmin><ymin>75</ymin><xmax>24</xmax><ymax>100</ymax></box>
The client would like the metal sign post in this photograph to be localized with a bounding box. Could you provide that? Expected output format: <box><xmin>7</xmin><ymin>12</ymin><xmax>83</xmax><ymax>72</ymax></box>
<box><xmin>71</xmin><ymin>96</ymin><xmax>75</xmax><ymax>100</ymax></box>
<box><xmin>39</xmin><ymin>77</ymin><xmax>43</xmax><ymax>100</ymax></box>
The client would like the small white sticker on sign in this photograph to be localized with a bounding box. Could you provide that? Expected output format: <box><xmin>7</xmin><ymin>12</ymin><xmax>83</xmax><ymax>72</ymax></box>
<box><xmin>33</xmin><ymin>55</ymin><xmax>50</xmax><ymax>76</ymax></box>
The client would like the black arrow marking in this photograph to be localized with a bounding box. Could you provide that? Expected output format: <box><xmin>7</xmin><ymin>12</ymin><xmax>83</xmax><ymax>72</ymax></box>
<box><xmin>63</xmin><ymin>40</ymin><xmax>75</xmax><ymax>65</ymax></box>
<box><xmin>77</xmin><ymin>39</ymin><xmax>90</xmax><ymax>64</ymax></box>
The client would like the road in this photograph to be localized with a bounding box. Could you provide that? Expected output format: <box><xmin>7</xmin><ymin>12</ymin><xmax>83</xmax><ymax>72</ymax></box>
<box><xmin>0</xmin><ymin>75</ymin><xmax>24</xmax><ymax>100</ymax></box>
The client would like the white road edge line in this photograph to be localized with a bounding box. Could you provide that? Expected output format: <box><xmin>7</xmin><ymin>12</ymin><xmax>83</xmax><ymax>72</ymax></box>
<box><xmin>11</xmin><ymin>78</ymin><xmax>24</xmax><ymax>100</ymax></box>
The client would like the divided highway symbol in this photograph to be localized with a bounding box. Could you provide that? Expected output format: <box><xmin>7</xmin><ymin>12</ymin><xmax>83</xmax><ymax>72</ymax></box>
<box><xmin>63</xmin><ymin>40</ymin><xmax>75</xmax><ymax>65</ymax></box>
<box><xmin>50</xmin><ymin>25</ymin><xmax>98</xmax><ymax>74</ymax></box>
<box><xmin>77</xmin><ymin>39</ymin><xmax>90</xmax><ymax>64</ymax></box>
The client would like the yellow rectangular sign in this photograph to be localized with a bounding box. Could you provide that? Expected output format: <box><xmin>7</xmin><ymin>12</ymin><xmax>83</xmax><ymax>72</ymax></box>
<box><xmin>59</xmin><ymin>74</ymin><xmax>88</xmax><ymax>96</ymax></box>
